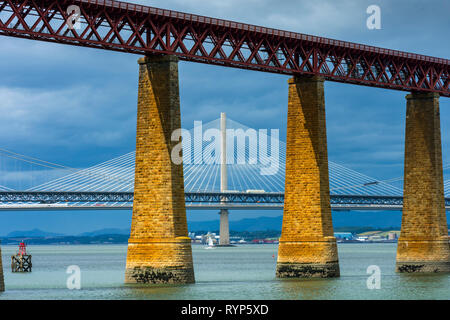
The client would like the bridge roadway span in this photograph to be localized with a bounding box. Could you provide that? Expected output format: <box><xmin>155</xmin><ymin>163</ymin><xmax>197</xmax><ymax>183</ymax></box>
<box><xmin>1</xmin><ymin>191</ymin><xmax>450</xmax><ymax>211</ymax></box>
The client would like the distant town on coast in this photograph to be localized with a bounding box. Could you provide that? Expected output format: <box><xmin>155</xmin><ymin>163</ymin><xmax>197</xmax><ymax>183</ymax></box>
<box><xmin>3</xmin><ymin>220</ymin><xmax>448</xmax><ymax>246</ymax></box>
<box><xmin>2</xmin><ymin>212</ymin><xmax>449</xmax><ymax>246</ymax></box>
<box><xmin>0</xmin><ymin>227</ymin><xmax>402</xmax><ymax>245</ymax></box>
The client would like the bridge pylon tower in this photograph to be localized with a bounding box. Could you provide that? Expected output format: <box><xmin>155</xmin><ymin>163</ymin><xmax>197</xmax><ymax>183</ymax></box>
<box><xmin>219</xmin><ymin>112</ymin><xmax>230</xmax><ymax>246</ymax></box>
<box><xmin>396</xmin><ymin>92</ymin><xmax>450</xmax><ymax>273</ymax></box>
<box><xmin>125</xmin><ymin>55</ymin><xmax>194</xmax><ymax>284</ymax></box>
<box><xmin>276</xmin><ymin>76</ymin><xmax>339</xmax><ymax>278</ymax></box>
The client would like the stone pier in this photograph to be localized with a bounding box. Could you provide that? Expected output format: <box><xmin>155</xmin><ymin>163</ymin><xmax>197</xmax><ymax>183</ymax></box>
<box><xmin>276</xmin><ymin>76</ymin><xmax>339</xmax><ymax>278</ymax></box>
<box><xmin>125</xmin><ymin>55</ymin><xmax>195</xmax><ymax>284</ymax></box>
<box><xmin>0</xmin><ymin>244</ymin><xmax>4</xmax><ymax>291</ymax></box>
<box><xmin>396</xmin><ymin>92</ymin><xmax>450</xmax><ymax>273</ymax></box>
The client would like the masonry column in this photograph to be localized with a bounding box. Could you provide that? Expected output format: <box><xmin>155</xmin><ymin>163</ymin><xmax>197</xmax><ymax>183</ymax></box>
<box><xmin>276</xmin><ymin>75</ymin><xmax>339</xmax><ymax>278</ymax></box>
<box><xmin>0</xmin><ymin>244</ymin><xmax>4</xmax><ymax>292</ymax></box>
<box><xmin>396</xmin><ymin>92</ymin><xmax>450</xmax><ymax>273</ymax></box>
<box><xmin>125</xmin><ymin>55</ymin><xmax>194</xmax><ymax>284</ymax></box>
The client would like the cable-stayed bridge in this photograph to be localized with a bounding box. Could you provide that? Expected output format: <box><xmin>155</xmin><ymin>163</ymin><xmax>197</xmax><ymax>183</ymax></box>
<box><xmin>1</xmin><ymin>117</ymin><xmax>450</xmax><ymax>211</ymax></box>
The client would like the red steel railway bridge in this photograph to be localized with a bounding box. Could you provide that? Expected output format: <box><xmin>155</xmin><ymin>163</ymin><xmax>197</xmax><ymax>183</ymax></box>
<box><xmin>0</xmin><ymin>0</ymin><xmax>448</xmax><ymax>95</ymax></box>
<box><xmin>0</xmin><ymin>0</ymin><xmax>448</xmax><ymax>285</ymax></box>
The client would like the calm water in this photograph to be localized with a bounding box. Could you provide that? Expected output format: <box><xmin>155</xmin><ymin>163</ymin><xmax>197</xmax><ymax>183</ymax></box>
<box><xmin>0</xmin><ymin>243</ymin><xmax>448</xmax><ymax>300</ymax></box>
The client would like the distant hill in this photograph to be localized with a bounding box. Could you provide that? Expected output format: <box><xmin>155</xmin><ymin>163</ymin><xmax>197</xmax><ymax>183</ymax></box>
<box><xmin>188</xmin><ymin>211</ymin><xmax>404</xmax><ymax>232</ymax></box>
<box><xmin>332</xmin><ymin>211</ymin><xmax>403</xmax><ymax>229</ymax></box>
<box><xmin>188</xmin><ymin>216</ymin><xmax>282</xmax><ymax>232</ymax></box>
<box><xmin>7</xmin><ymin>228</ymin><xmax>65</xmax><ymax>238</ymax></box>
<box><xmin>5</xmin><ymin>211</ymin><xmax>445</xmax><ymax>238</ymax></box>
<box><xmin>79</xmin><ymin>228</ymin><xmax>130</xmax><ymax>237</ymax></box>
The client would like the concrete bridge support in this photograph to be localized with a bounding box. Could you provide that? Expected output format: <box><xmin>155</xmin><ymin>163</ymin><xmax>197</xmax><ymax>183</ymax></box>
<box><xmin>219</xmin><ymin>209</ymin><xmax>230</xmax><ymax>246</ymax></box>
<box><xmin>218</xmin><ymin>112</ymin><xmax>231</xmax><ymax>246</ymax></box>
<box><xmin>276</xmin><ymin>76</ymin><xmax>339</xmax><ymax>278</ymax></box>
<box><xmin>396</xmin><ymin>92</ymin><xmax>450</xmax><ymax>273</ymax></box>
<box><xmin>125</xmin><ymin>55</ymin><xmax>195</xmax><ymax>284</ymax></box>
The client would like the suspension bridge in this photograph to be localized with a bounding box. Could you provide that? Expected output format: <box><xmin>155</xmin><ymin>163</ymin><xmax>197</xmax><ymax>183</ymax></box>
<box><xmin>0</xmin><ymin>0</ymin><xmax>448</xmax><ymax>284</ymax></box>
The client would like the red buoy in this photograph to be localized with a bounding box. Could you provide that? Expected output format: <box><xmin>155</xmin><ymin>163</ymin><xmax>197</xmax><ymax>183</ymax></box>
<box><xmin>18</xmin><ymin>242</ymin><xmax>27</xmax><ymax>256</ymax></box>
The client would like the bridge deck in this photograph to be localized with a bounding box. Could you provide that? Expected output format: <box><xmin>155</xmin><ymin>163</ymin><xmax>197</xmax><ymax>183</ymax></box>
<box><xmin>0</xmin><ymin>0</ymin><xmax>448</xmax><ymax>96</ymax></box>
<box><xmin>0</xmin><ymin>191</ymin><xmax>449</xmax><ymax>211</ymax></box>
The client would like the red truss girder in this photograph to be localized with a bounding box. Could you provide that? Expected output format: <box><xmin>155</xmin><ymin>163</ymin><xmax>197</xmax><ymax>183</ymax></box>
<box><xmin>0</xmin><ymin>0</ymin><xmax>448</xmax><ymax>97</ymax></box>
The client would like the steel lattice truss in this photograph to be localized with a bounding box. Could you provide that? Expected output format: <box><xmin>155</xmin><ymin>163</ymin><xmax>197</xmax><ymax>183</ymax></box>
<box><xmin>0</xmin><ymin>0</ymin><xmax>448</xmax><ymax>96</ymax></box>
<box><xmin>1</xmin><ymin>191</ymin><xmax>450</xmax><ymax>210</ymax></box>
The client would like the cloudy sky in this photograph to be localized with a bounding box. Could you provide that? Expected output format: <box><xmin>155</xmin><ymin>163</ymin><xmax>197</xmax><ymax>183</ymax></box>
<box><xmin>0</xmin><ymin>0</ymin><xmax>449</xmax><ymax>235</ymax></box>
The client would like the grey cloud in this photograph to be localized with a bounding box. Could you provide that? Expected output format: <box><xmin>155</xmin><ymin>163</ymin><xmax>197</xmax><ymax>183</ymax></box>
<box><xmin>0</xmin><ymin>0</ymin><xmax>448</xmax><ymax>234</ymax></box>
<box><xmin>0</xmin><ymin>0</ymin><xmax>448</xmax><ymax>177</ymax></box>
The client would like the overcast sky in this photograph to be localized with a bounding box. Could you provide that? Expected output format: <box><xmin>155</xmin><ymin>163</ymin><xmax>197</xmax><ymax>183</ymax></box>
<box><xmin>0</xmin><ymin>0</ymin><xmax>449</xmax><ymax>235</ymax></box>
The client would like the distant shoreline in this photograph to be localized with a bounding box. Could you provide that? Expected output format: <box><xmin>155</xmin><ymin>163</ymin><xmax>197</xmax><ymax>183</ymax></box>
<box><xmin>0</xmin><ymin>240</ymin><xmax>399</xmax><ymax>246</ymax></box>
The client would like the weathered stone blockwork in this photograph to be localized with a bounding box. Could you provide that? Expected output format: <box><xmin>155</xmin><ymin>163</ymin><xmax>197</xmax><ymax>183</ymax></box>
<box><xmin>125</xmin><ymin>55</ymin><xmax>194</xmax><ymax>284</ymax></box>
<box><xmin>0</xmin><ymin>245</ymin><xmax>4</xmax><ymax>291</ymax></box>
<box><xmin>396</xmin><ymin>92</ymin><xmax>450</xmax><ymax>273</ymax></box>
<box><xmin>276</xmin><ymin>76</ymin><xmax>339</xmax><ymax>278</ymax></box>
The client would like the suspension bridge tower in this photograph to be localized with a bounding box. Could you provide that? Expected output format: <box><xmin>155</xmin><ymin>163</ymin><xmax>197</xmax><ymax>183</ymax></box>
<box><xmin>218</xmin><ymin>112</ymin><xmax>231</xmax><ymax>246</ymax></box>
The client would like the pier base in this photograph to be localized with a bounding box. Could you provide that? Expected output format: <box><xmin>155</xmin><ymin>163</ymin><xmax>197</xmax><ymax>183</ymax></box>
<box><xmin>276</xmin><ymin>76</ymin><xmax>339</xmax><ymax>278</ymax></box>
<box><xmin>396</xmin><ymin>92</ymin><xmax>450</xmax><ymax>273</ymax></box>
<box><xmin>276</xmin><ymin>260</ymin><xmax>340</xmax><ymax>278</ymax></box>
<box><xmin>11</xmin><ymin>254</ymin><xmax>32</xmax><ymax>273</ymax></box>
<box><xmin>125</xmin><ymin>55</ymin><xmax>194</xmax><ymax>284</ymax></box>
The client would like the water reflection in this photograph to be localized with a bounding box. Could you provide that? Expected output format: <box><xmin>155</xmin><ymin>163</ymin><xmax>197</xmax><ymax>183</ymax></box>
<box><xmin>123</xmin><ymin>283</ymin><xmax>192</xmax><ymax>300</ymax></box>
<box><xmin>0</xmin><ymin>244</ymin><xmax>448</xmax><ymax>300</ymax></box>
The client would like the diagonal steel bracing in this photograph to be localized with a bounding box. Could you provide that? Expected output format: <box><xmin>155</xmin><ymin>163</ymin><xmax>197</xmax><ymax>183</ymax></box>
<box><xmin>0</xmin><ymin>0</ymin><xmax>448</xmax><ymax>96</ymax></box>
